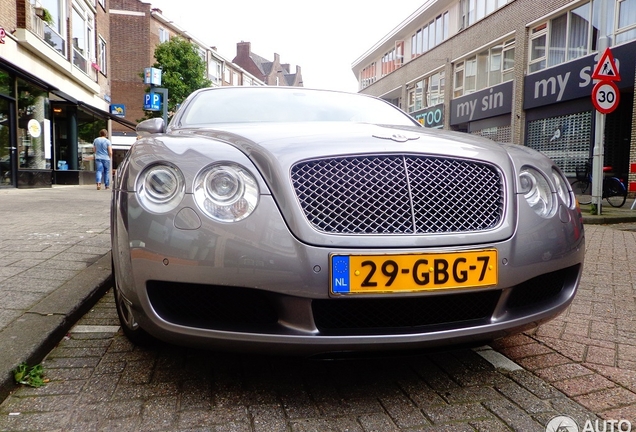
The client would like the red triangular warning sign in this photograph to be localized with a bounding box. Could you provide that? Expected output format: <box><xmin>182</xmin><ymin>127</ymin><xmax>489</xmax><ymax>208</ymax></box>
<box><xmin>592</xmin><ymin>47</ymin><xmax>621</xmax><ymax>81</ymax></box>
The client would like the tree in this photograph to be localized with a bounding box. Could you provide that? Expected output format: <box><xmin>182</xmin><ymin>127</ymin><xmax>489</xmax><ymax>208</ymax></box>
<box><xmin>140</xmin><ymin>37</ymin><xmax>212</xmax><ymax>122</ymax></box>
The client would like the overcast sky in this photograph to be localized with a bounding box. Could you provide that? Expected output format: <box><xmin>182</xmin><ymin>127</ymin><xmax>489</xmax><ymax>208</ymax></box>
<box><xmin>147</xmin><ymin>1</ymin><xmax>425</xmax><ymax>93</ymax></box>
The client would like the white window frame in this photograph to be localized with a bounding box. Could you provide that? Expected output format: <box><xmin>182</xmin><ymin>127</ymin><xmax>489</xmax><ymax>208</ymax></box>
<box><xmin>454</xmin><ymin>39</ymin><xmax>514</xmax><ymax>97</ymax></box>
<box><xmin>615</xmin><ymin>0</ymin><xmax>636</xmax><ymax>43</ymax></box>
<box><xmin>159</xmin><ymin>28</ymin><xmax>169</xmax><ymax>43</ymax></box>
<box><xmin>71</xmin><ymin>2</ymin><xmax>95</xmax><ymax>75</ymax></box>
<box><xmin>98</xmin><ymin>35</ymin><xmax>107</xmax><ymax>76</ymax></box>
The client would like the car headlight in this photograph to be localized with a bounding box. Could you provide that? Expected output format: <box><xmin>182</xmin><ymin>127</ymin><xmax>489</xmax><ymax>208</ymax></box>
<box><xmin>194</xmin><ymin>163</ymin><xmax>259</xmax><ymax>222</ymax></box>
<box><xmin>552</xmin><ymin>167</ymin><xmax>574</xmax><ymax>208</ymax></box>
<box><xmin>136</xmin><ymin>163</ymin><xmax>185</xmax><ymax>213</ymax></box>
<box><xmin>519</xmin><ymin>167</ymin><xmax>555</xmax><ymax>218</ymax></box>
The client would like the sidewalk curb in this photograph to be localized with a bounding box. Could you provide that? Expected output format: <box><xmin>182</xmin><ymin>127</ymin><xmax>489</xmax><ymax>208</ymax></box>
<box><xmin>0</xmin><ymin>253</ymin><xmax>112</xmax><ymax>402</ymax></box>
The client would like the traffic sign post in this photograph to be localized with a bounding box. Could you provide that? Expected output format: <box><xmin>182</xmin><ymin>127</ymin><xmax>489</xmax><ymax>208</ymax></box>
<box><xmin>590</xmin><ymin>45</ymin><xmax>621</xmax><ymax>215</ymax></box>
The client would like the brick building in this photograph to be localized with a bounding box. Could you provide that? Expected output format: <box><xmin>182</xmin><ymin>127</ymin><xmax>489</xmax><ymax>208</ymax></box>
<box><xmin>109</xmin><ymin>0</ymin><xmax>265</xmax><ymax>148</ymax></box>
<box><xmin>353</xmin><ymin>0</ymin><xmax>636</xmax><ymax>190</ymax></box>
<box><xmin>233</xmin><ymin>41</ymin><xmax>303</xmax><ymax>87</ymax></box>
<box><xmin>0</xmin><ymin>0</ymin><xmax>133</xmax><ymax>187</ymax></box>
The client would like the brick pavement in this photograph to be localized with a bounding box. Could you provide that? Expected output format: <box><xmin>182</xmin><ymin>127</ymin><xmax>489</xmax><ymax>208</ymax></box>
<box><xmin>0</xmin><ymin>186</ymin><xmax>635</xmax><ymax>430</ymax></box>
<box><xmin>0</xmin><ymin>290</ymin><xmax>603</xmax><ymax>431</ymax></box>
<box><xmin>492</xmin><ymin>224</ymin><xmax>636</xmax><ymax>423</ymax></box>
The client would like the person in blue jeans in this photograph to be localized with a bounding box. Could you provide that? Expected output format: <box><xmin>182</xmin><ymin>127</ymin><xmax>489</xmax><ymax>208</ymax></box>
<box><xmin>93</xmin><ymin>129</ymin><xmax>112</xmax><ymax>190</ymax></box>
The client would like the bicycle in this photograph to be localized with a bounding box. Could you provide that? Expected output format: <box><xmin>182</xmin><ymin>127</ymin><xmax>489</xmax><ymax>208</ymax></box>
<box><xmin>571</xmin><ymin>162</ymin><xmax>627</xmax><ymax>208</ymax></box>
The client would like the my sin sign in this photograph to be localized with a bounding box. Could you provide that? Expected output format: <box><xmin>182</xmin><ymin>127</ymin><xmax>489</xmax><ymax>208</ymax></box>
<box><xmin>591</xmin><ymin>47</ymin><xmax>621</xmax><ymax>114</ymax></box>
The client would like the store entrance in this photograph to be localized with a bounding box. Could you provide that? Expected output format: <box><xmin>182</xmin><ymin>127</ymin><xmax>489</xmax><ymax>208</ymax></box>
<box><xmin>605</xmin><ymin>91</ymin><xmax>634</xmax><ymax>182</ymax></box>
<box><xmin>0</xmin><ymin>96</ymin><xmax>16</xmax><ymax>187</ymax></box>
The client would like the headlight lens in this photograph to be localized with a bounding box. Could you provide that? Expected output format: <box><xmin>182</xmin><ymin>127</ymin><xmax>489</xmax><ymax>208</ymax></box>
<box><xmin>519</xmin><ymin>167</ymin><xmax>555</xmax><ymax>218</ymax></box>
<box><xmin>136</xmin><ymin>164</ymin><xmax>185</xmax><ymax>213</ymax></box>
<box><xmin>194</xmin><ymin>163</ymin><xmax>259</xmax><ymax>222</ymax></box>
<box><xmin>552</xmin><ymin>167</ymin><xmax>574</xmax><ymax>208</ymax></box>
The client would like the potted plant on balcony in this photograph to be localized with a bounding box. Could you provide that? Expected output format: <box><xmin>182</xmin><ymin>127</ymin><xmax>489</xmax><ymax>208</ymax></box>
<box><xmin>35</xmin><ymin>7</ymin><xmax>54</xmax><ymax>26</ymax></box>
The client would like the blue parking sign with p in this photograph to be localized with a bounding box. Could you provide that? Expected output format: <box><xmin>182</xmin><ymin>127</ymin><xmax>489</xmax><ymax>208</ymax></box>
<box><xmin>143</xmin><ymin>92</ymin><xmax>161</xmax><ymax>111</ymax></box>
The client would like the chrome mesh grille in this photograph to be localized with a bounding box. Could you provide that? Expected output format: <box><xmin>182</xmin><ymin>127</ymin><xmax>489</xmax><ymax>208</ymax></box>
<box><xmin>291</xmin><ymin>155</ymin><xmax>504</xmax><ymax>234</ymax></box>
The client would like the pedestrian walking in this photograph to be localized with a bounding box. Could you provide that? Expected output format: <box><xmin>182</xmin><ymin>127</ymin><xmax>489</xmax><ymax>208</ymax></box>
<box><xmin>93</xmin><ymin>129</ymin><xmax>112</xmax><ymax>190</ymax></box>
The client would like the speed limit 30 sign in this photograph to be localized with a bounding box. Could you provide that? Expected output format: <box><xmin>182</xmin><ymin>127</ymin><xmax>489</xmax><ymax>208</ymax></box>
<box><xmin>592</xmin><ymin>80</ymin><xmax>620</xmax><ymax>114</ymax></box>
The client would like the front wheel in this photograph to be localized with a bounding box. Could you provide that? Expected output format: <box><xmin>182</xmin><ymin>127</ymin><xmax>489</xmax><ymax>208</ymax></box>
<box><xmin>571</xmin><ymin>180</ymin><xmax>592</xmax><ymax>205</ymax></box>
<box><xmin>605</xmin><ymin>177</ymin><xmax>627</xmax><ymax>207</ymax></box>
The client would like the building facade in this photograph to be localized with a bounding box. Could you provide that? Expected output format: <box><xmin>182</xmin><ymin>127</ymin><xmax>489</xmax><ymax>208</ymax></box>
<box><xmin>353</xmin><ymin>0</ymin><xmax>636</xmax><ymax>188</ymax></box>
<box><xmin>0</xmin><ymin>0</ymin><xmax>133</xmax><ymax>188</ymax></box>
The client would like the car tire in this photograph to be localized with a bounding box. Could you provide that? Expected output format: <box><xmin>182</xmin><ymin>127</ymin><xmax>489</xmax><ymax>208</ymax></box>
<box><xmin>112</xmin><ymin>261</ymin><xmax>156</xmax><ymax>346</ymax></box>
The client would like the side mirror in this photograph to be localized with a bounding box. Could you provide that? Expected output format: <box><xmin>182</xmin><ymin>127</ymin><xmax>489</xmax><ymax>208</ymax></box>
<box><xmin>136</xmin><ymin>117</ymin><xmax>165</xmax><ymax>137</ymax></box>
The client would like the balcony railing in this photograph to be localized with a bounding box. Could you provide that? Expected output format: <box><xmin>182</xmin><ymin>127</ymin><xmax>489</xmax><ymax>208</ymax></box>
<box><xmin>31</xmin><ymin>11</ymin><xmax>66</xmax><ymax>57</ymax></box>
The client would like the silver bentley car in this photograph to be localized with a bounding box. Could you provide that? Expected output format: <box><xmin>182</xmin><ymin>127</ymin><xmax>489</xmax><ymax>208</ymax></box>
<box><xmin>111</xmin><ymin>86</ymin><xmax>585</xmax><ymax>355</ymax></box>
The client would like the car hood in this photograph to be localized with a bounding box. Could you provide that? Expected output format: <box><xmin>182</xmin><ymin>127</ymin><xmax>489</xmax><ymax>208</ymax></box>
<box><xmin>174</xmin><ymin>121</ymin><xmax>513</xmax><ymax>183</ymax></box>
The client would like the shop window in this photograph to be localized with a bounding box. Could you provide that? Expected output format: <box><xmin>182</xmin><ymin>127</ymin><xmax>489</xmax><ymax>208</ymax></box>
<box><xmin>471</xmin><ymin>125</ymin><xmax>511</xmax><ymax>143</ymax></box>
<box><xmin>17</xmin><ymin>79</ymin><xmax>49</xmax><ymax>170</ymax></box>
<box><xmin>77</xmin><ymin>109</ymin><xmax>106</xmax><ymax>172</ymax></box>
<box><xmin>526</xmin><ymin>111</ymin><xmax>592</xmax><ymax>176</ymax></box>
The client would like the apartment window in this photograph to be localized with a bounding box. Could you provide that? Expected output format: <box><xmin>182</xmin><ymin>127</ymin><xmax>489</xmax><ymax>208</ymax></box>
<box><xmin>209</xmin><ymin>59</ymin><xmax>222</xmax><ymax>85</ymax></box>
<box><xmin>410</xmin><ymin>12</ymin><xmax>449</xmax><ymax>58</ymax></box>
<box><xmin>98</xmin><ymin>36</ymin><xmax>107</xmax><ymax>75</ymax></box>
<box><xmin>71</xmin><ymin>3</ymin><xmax>94</xmax><ymax>75</ymax></box>
<box><xmin>223</xmin><ymin>67</ymin><xmax>230</xmax><ymax>83</ymax></box>
<box><xmin>454</xmin><ymin>62</ymin><xmax>464</xmax><ymax>98</ymax></box>
<box><xmin>616</xmin><ymin>0</ymin><xmax>636</xmax><ymax>43</ymax></box>
<box><xmin>529</xmin><ymin>2</ymin><xmax>598</xmax><ymax>73</ymax></box>
<box><xmin>459</xmin><ymin>0</ymin><xmax>507</xmax><ymax>29</ymax></box>
<box><xmin>454</xmin><ymin>39</ymin><xmax>514</xmax><ymax>96</ymax></box>
<box><xmin>407</xmin><ymin>70</ymin><xmax>445</xmax><ymax>113</ymax></box>
<box><xmin>98</xmin><ymin>0</ymin><xmax>105</xmax><ymax>9</ymax></box>
<box><xmin>360</xmin><ymin>62</ymin><xmax>377</xmax><ymax>89</ymax></box>
<box><xmin>159</xmin><ymin>28</ymin><xmax>169</xmax><ymax>43</ymax></box>
<box><xmin>233</xmin><ymin>72</ymin><xmax>239</xmax><ymax>85</ymax></box>
<box><xmin>243</xmin><ymin>76</ymin><xmax>252</xmax><ymax>86</ymax></box>
<box><xmin>381</xmin><ymin>48</ymin><xmax>397</xmax><ymax>75</ymax></box>
<box><xmin>40</xmin><ymin>0</ymin><xmax>66</xmax><ymax>55</ymax></box>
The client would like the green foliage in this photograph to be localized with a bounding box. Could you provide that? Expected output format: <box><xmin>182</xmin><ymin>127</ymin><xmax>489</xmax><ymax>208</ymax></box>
<box><xmin>14</xmin><ymin>362</ymin><xmax>47</xmax><ymax>388</ymax></box>
<box><xmin>139</xmin><ymin>37</ymin><xmax>212</xmax><ymax>122</ymax></box>
<box><xmin>40</xmin><ymin>8</ymin><xmax>55</xmax><ymax>26</ymax></box>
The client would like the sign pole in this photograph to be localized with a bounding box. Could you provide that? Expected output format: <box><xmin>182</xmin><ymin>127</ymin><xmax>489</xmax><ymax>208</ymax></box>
<box><xmin>591</xmin><ymin>0</ymin><xmax>609</xmax><ymax>215</ymax></box>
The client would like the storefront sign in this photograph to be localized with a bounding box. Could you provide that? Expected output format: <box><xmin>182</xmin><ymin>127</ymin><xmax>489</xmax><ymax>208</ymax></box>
<box><xmin>450</xmin><ymin>81</ymin><xmax>513</xmax><ymax>125</ymax></box>
<box><xmin>110</xmin><ymin>104</ymin><xmax>126</xmax><ymax>117</ymax></box>
<box><xmin>524</xmin><ymin>40</ymin><xmax>636</xmax><ymax>110</ymax></box>
<box><xmin>411</xmin><ymin>103</ymin><xmax>444</xmax><ymax>128</ymax></box>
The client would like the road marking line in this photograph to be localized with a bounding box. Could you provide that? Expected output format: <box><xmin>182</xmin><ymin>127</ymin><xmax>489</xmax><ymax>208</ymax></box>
<box><xmin>71</xmin><ymin>325</ymin><xmax>121</xmax><ymax>333</ymax></box>
<box><xmin>473</xmin><ymin>345</ymin><xmax>523</xmax><ymax>372</ymax></box>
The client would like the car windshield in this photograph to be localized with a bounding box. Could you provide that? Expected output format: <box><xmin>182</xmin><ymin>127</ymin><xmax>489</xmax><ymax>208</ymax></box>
<box><xmin>178</xmin><ymin>88</ymin><xmax>419</xmax><ymax>126</ymax></box>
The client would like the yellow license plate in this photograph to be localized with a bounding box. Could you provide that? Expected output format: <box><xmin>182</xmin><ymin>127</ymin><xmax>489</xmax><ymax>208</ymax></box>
<box><xmin>330</xmin><ymin>250</ymin><xmax>497</xmax><ymax>294</ymax></box>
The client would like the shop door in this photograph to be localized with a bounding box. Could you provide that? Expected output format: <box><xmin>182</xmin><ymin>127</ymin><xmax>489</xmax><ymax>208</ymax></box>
<box><xmin>0</xmin><ymin>97</ymin><xmax>16</xmax><ymax>187</ymax></box>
